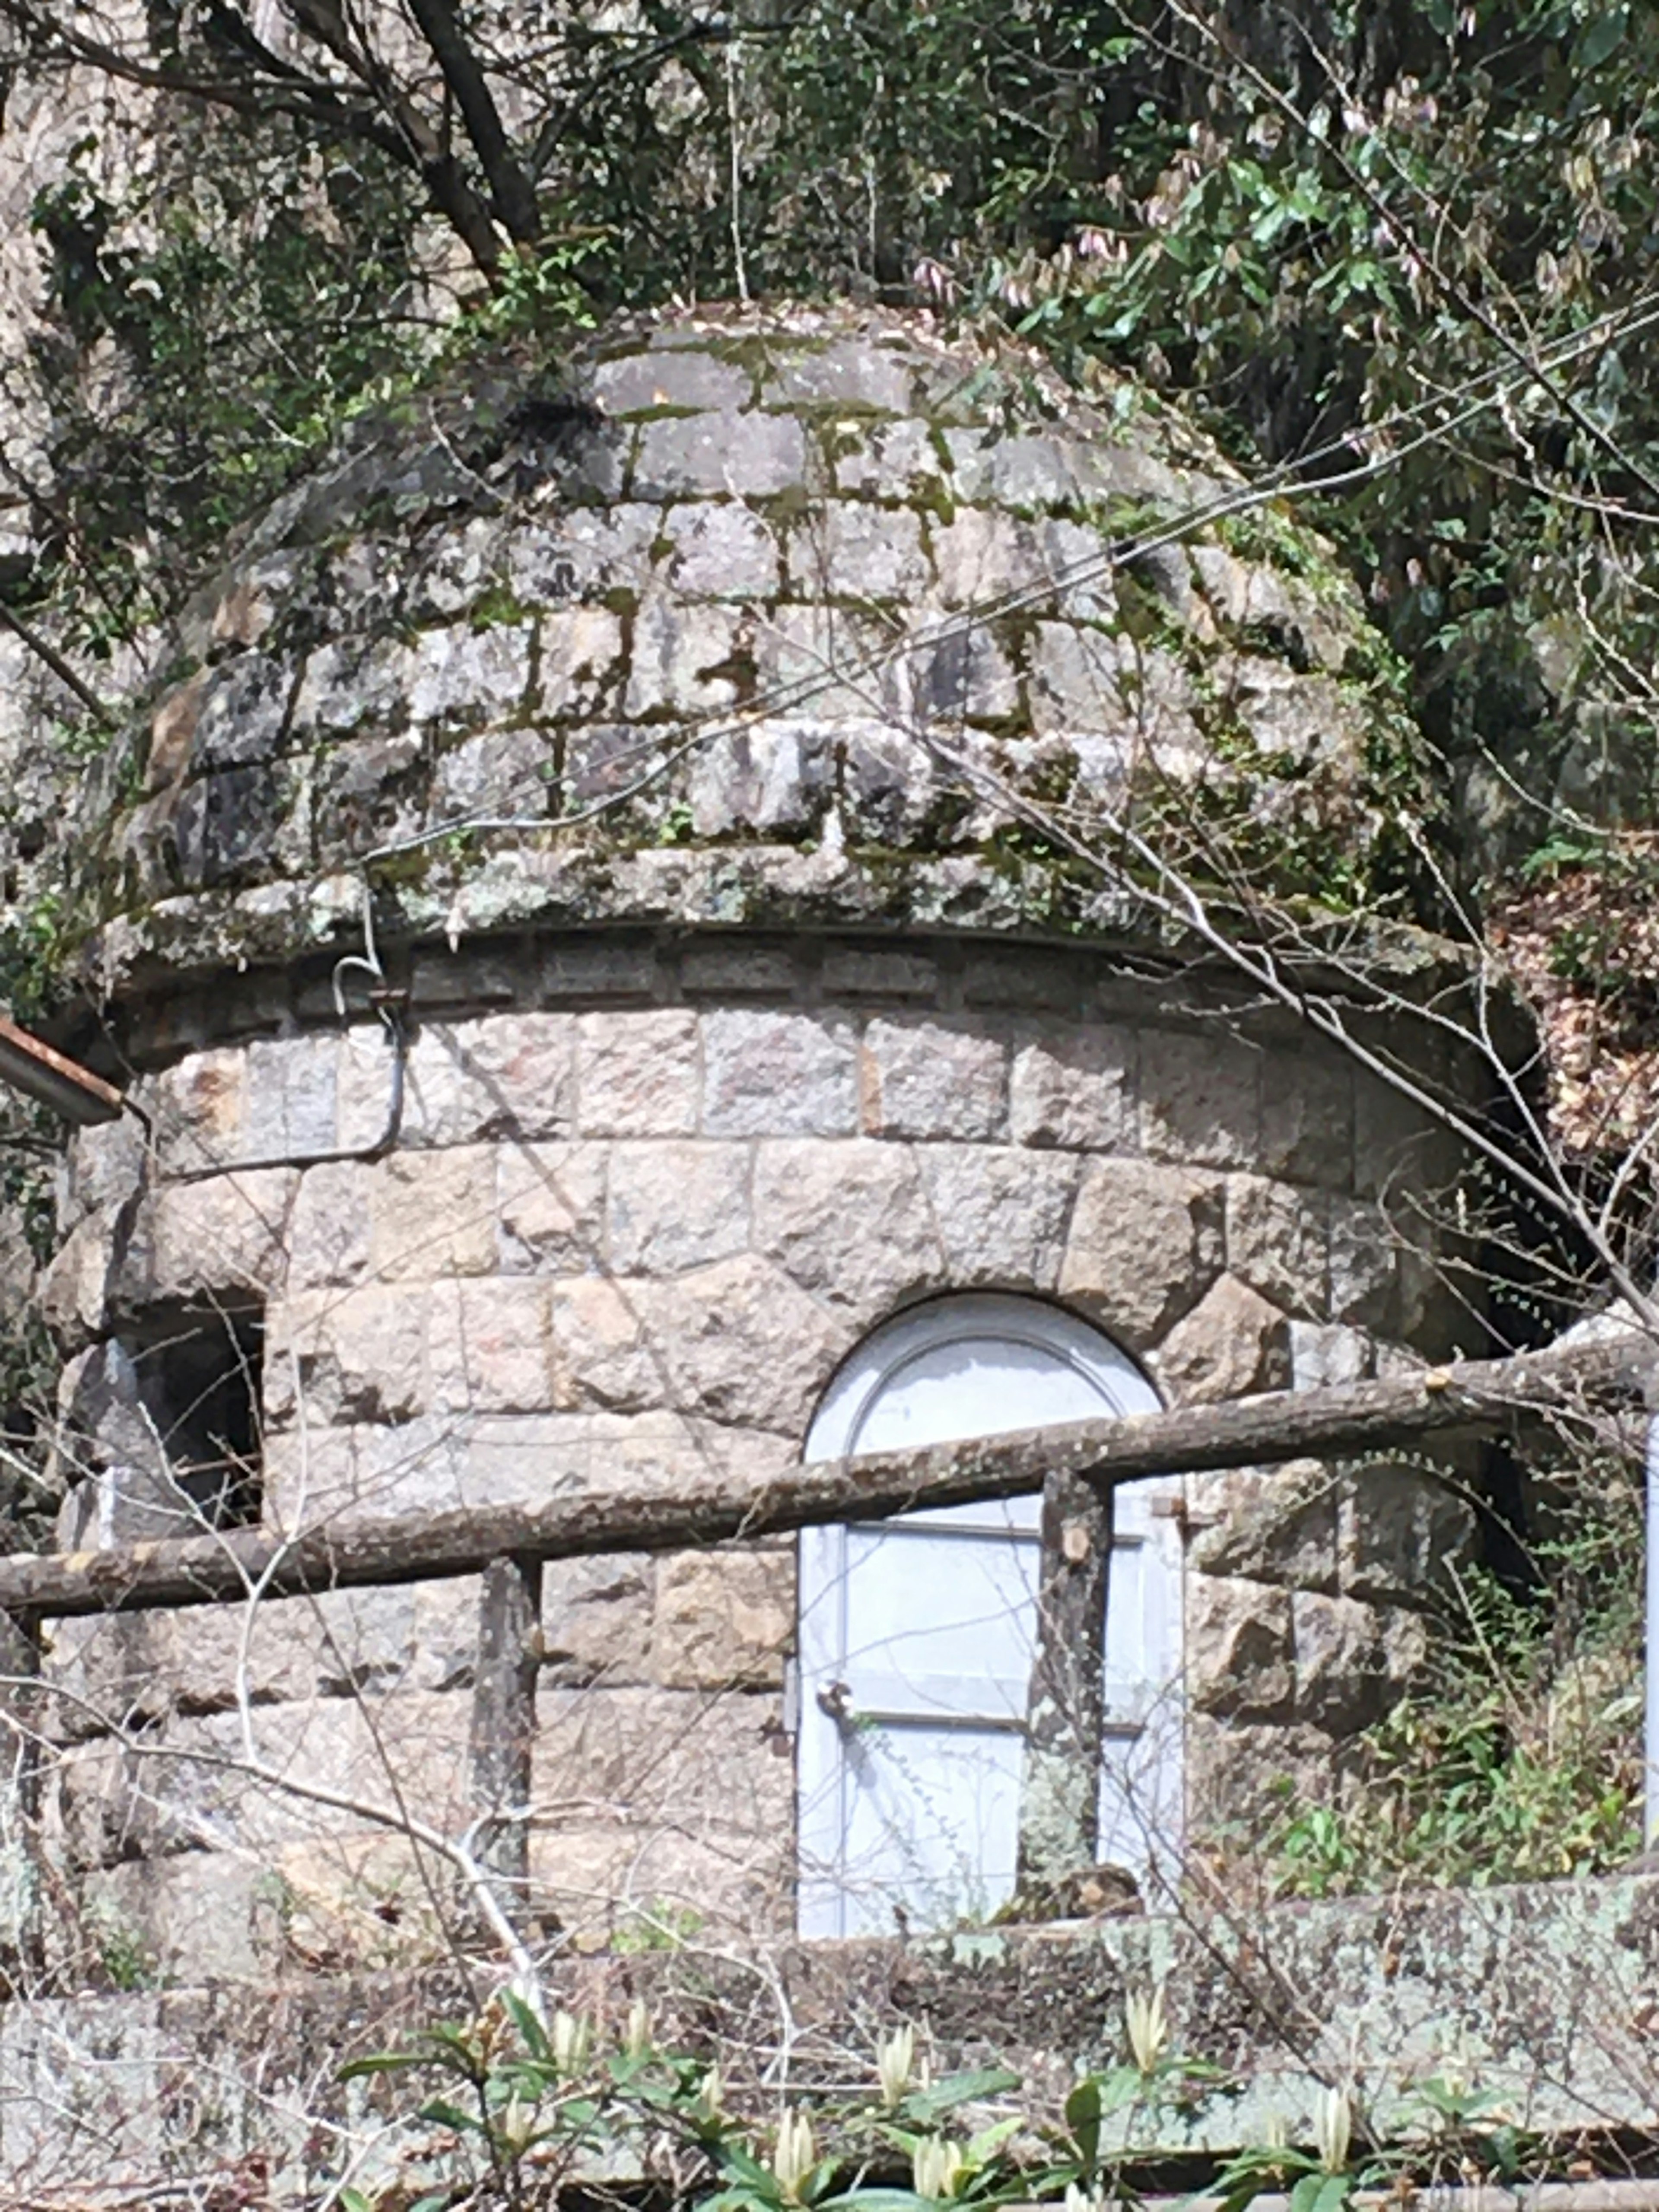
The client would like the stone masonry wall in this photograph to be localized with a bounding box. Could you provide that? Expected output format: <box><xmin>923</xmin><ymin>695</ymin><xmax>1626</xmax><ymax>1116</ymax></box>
<box><xmin>36</xmin><ymin>927</ymin><xmax>1469</xmax><ymax>1981</ymax></box>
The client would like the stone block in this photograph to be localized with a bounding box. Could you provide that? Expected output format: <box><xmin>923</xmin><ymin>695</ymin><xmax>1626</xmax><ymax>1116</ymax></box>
<box><xmin>288</xmin><ymin>1160</ymin><xmax>372</xmax><ymax>1290</ymax></box>
<box><xmin>838</xmin><ymin>722</ymin><xmax>946</xmax><ymax>845</ymax></box>
<box><xmin>1340</xmin><ymin>1467</ymin><xmax>1475</xmax><ymax>1608</ymax></box>
<box><xmin>1290</xmin><ymin>1321</ymin><xmax>1370</xmax><ymax>1390</ymax></box>
<box><xmin>39</xmin><ymin>1212</ymin><xmax>115</xmax><ymax>1344</ymax></box>
<box><xmin>1293</xmin><ymin>1591</ymin><xmax>1393</xmax><ymax>1735</ymax></box>
<box><xmin>763</xmin><ymin>340</ymin><xmax>915</xmax><ymax>413</ymax></box>
<box><xmin>541</xmin><ymin>1555</ymin><xmax>655</xmax><ymax>1687</ymax></box>
<box><xmin>429</xmin><ymin>1278</ymin><xmax>554</xmax><ymax>1414</ymax></box>
<box><xmin>963</xmin><ymin>948</ymin><xmax>1083</xmax><ymax>1015</ymax></box>
<box><xmin>623</xmin><ymin>594</ymin><xmax>744</xmax><ymax>717</ymax></box>
<box><xmin>267</xmin><ymin>1284</ymin><xmax>427</xmax><ymax>1426</ymax></box>
<box><xmin>833</xmin><ymin>416</ymin><xmax>946</xmax><ymax>495</ymax></box>
<box><xmin>754</xmin><ymin>607</ymin><xmax>910</xmax><ymax>720</ymax></box>
<box><xmin>82</xmin><ymin>1857</ymin><xmax>273</xmax><ymax>1987</ymax></box>
<box><xmin>633</xmin><ymin>411</ymin><xmax>807</xmax><ymax>499</ymax></box>
<box><xmin>1189</xmin><ymin>1462</ymin><xmax>1339</xmax><ymax>1595</ymax></box>
<box><xmin>928</xmin><ymin>509</ymin><xmax>1048</xmax><ymax>610</ymax></box>
<box><xmin>67</xmin><ymin>1113</ymin><xmax>147</xmax><ymax>1224</ymax></box>
<box><xmin>1185</xmin><ymin>1713</ymin><xmax>1335</xmax><ymax>1849</ymax></box>
<box><xmin>820</xmin><ymin>945</ymin><xmax>941</xmax><ymax>1003</ymax></box>
<box><xmin>129</xmin><ymin>1168</ymin><xmax>298</xmax><ymax>1307</ymax></box>
<box><xmin>1186</xmin><ymin>1577</ymin><xmax>1294</xmax><ymax>1720</ymax></box>
<box><xmin>367</xmin><ymin>1146</ymin><xmax>498</xmax><ymax>1280</ymax></box>
<box><xmin>431</xmin><ymin>725</ymin><xmax>553</xmax><ymax>818</ymax></box>
<box><xmin>528</xmin><ymin>1815</ymin><xmax>793</xmax><ymax>1944</ymax></box>
<box><xmin>678</xmin><ymin>940</ymin><xmax>799</xmax><ymax>998</ymax></box>
<box><xmin>150</xmin><ymin>1047</ymin><xmax>246</xmax><ymax>1173</ymax></box>
<box><xmin>385</xmin><ymin>1014</ymin><xmax>578</xmax><ymax>1148</ymax></box>
<box><xmin>548</xmin><ymin>1277</ymin><xmax>659</xmax><ymax>1412</ymax></box>
<box><xmin>191</xmin><ymin>651</ymin><xmax>292</xmax><ymax>769</ymax></box>
<box><xmin>702</xmin><ymin>1009</ymin><xmax>859</xmax><ymax>1136</ymax></box>
<box><xmin>912</xmin><ymin>625</ymin><xmax>1022</xmax><ymax>724</ymax></box>
<box><xmin>497</xmin><ymin>1141</ymin><xmax>608</xmax><ymax>1273</ymax></box>
<box><xmin>596</xmin><ymin>349</ymin><xmax>752</xmax><ymax>416</ymax></box>
<box><xmin>408</xmin><ymin>622</ymin><xmax>534</xmax><ymax>728</ymax></box>
<box><xmin>642</xmin><ymin>1255</ymin><xmax>847</xmax><ymax>1431</ymax></box>
<box><xmin>917</xmin><ymin>1146</ymin><xmax>1078</xmax><ymax>1291</ymax></box>
<box><xmin>242</xmin><ymin>1033</ymin><xmax>338</xmax><ymax>1159</ymax></box>
<box><xmin>314</xmin><ymin>729</ymin><xmax>427</xmax><ymax>855</ymax></box>
<box><xmin>1025</xmin><ymin>620</ymin><xmax>1129</xmax><ymax>732</ymax></box>
<box><xmin>1154</xmin><ymin>1274</ymin><xmax>1290</xmax><ymax>1405</ymax></box>
<box><xmin>1328</xmin><ymin>1198</ymin><xmax>1398</xmax><ymax>1330</ymax></box>
<box><xmin>1011</xmin><ymin>1025</ymin><xmax>1135</xmax><ymax>1150</ymax></box>
<box><xmin>753</xmin><ymin>1138</ymin><xmax>944</xmax><ymax>1319</ymax></box>
<box><xmin>1059</xmin><ymin>1158</ymin><xmax>1223</xmax><ymax>1346</ymax></box>
<box><xmin>1139</xmin><ymin>1026</ymin><xmax>1263</xmax><ymax>1170</ymax></box>
<box><xmin>539</xmin><ymin>607</ymin><xmax>626</xmax><ymax>717</ymax></box>
<box><xmin>1261</xmin><ymin>1052</ymin><xmax>1354</xmax><ymax>1191</ymax></box>
<box><xmin>505</xmin><ymin>504</ymin><xmax>659</xmax><ymax>604</ymax></box>
<box><xmin>860</xmin><ymin>1017</ymin><xmax>1008</xmax><ymax>1141</ymax></box>
<box><xmin>662</xmin><ymin>501</ymin><xmax>781</xmax><ymax>597</ymax></box>
<box><xmin>687</xmin><ymin>720</ymin><xmax>832</xmax><ymax>836</ymax></box>
<box><xmin>789</xmin><ymin>502</ymin><xmax>929</xmax><ymax>600</ymax></box>
<box><xmin>532</xmin><ymin>1684</ymin><xmax>790</xmax><ymax>1833</ymax></box>
<box><xmin>650</xmin><ymin>1548</ymin><xmax>794</xmax><ymax>1689</ymax></box>
<box><xmin>608</xmin><ymin>1141</ymin><xmax>750</xmax><ymax>1274</ymax></box>
<box><xmin>576</xmin><ymin>1010</ymin><xmax>701</xmax><ymax>1136</ymax></box>
<box><xmin>542</xmin><ymin>937</ymin><xmax>661</xmax><ymax>1003</ymax></box>
<box><xmin>1225</xmin><ymin>1176</ymin><xmax>1329</xmax><ymax>1320</ymax></box>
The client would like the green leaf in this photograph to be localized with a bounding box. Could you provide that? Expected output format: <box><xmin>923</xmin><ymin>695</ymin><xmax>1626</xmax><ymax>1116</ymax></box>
<box><xmin>1576</xmin><ymin>8</ymin><xmax>1627</xmax><ymax>66</ymax></box>
<box><xmin>1064</xmin><ymin>2077</ymin><xmax>1101</xmax><ymax>2173</ymax></box>
<box><xmin>337</xmin><ymin>2052</ymin><xmax>421</xmax><ymax>2080</ymax></box>
<box><xmin>900</xmin><ymin>2068</ymin><xmax>1020</xmax><ymax>2123</ymax></box>
<box><xmin>1289</xmin><ymin>2172</ymin><xmax>1351</xmax><ymax>2212</ymax></box>
<box><xmin>417</xmin><ymin>2097</ymin><xmax>484</xmax><ymax>2136</ymax></box>
<box><xmin>501</xmin><ymin>1988</ymin><xmax>551</xmax><ymax>2062</ymax></box>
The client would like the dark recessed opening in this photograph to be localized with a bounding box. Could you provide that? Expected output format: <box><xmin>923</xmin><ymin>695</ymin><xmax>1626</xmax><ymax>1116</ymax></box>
<box><xmin>124</xmin><ymin>1301</ymin><xmax>264</xmax><ymax>1530</ymax></box>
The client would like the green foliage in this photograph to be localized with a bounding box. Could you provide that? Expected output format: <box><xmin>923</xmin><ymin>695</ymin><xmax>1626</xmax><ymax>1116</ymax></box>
<box><xmin>1268</xmin><ymin>1475</ymin><xmax>1644</xmax><ymax>1896</ymax></box>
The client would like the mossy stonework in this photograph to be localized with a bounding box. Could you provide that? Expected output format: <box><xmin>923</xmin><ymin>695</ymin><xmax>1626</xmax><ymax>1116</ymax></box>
<box><xmin>32</xmin><ymin>306</ymin><xmax>1476</xmax><ymax>1977</ymax></box>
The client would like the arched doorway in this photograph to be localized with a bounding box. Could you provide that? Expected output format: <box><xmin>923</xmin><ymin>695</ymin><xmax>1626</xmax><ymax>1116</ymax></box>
<box><xmin>796</xmin><ymin>1294</ymin><xmax>1183</xmax><ymax>1938</ymax></box>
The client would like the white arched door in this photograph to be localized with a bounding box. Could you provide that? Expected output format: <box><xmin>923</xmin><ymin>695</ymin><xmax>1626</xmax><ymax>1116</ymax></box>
<box><xmin>796</xmin><ymin>1294</ymin><xmax>1183</xmax><ymax>1939</ymax></box>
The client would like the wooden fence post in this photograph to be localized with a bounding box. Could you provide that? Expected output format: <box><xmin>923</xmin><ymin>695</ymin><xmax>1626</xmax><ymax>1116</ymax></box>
<box><xmin>469</xmin><ymin>1556</ymin><xmax>542</xmax><ymax>1925</ymax></box>
<box><xmin>0</xmin><ymin>1610</ymin><xmax>41</xmax><ymax>1988</ymax></box>
<box><xmin>1016</xmin><ymin>1471</ymin><xmax>1111</xmax><ymax>1893</ymax></box>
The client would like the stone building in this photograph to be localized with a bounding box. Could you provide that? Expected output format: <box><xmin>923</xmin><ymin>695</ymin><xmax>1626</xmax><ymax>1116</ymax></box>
<box><xmin>31</xmin><ymin>304</ymin><xmax>1474</xmax><ymax>1981</ymax></box>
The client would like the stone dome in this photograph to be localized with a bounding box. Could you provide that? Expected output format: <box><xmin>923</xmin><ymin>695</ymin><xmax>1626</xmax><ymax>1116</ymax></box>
<box><xmin>74</xmin><ymin>302</ymin><xmax>1417</xmax><ymax>1000</ymax></box>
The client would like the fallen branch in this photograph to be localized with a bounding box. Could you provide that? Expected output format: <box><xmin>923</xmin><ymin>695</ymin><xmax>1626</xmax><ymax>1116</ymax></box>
<box><xmin>11</xmin><ymin>1335</ymin><xmax>1647</xmax><ymax>1620</ymax></box>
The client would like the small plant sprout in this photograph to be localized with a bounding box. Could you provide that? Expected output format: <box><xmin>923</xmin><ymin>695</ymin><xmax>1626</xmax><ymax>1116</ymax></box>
<box><xmin>1064</xmin><ymin>2183</ymin><xmax>1106</xmax><ymax>2212</ymax></box>
<box><xmin>877</xmin><ymin>2024</ymin><xmax>915</xmax><ymax>2109</ymax></box>
<box><xmin>912</xmin><ymin>2136</ymin><xmax>966</xmax><ymax>2200</ymax></box>
<box><xmin>772</xmin><ymin>2109</ymin><xmax>817</xmax><ymax>2203</ymax></box>
<box><xmin>550</xmin><ymin>2009</ymin><xmax>591</xmax><ymax>2075</ymax></box>
<box><xmin>1314</xmin><ymin>2088</ymin><xmax>1353</xmax><ymax>2175</ymax></box>
<box><xmin>699</xmin><ymin>2064</ymin><xmax>727</xmax><ymax>2122</ymax></box>
<box><xmin>1260</xmin><ymin>2109</ymin><xmax>1289</xmax><ymax>2155</ymax></box>
<box><xmin>623</xmin><ymin>1997</ymin><xmax>652</xmax><ymax>2061</ymax></box>
<box><xmin>1125</xmin><ymin>1986</ymin><xmax>1168</xmax><ymax>2076</ymax></box>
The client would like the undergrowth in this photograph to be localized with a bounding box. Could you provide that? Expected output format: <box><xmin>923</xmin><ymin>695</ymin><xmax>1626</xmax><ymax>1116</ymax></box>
<box><xmin>1269</xmin><ymin>1453</ymin><xmax>1644</xmax><ymax>1897</ymax></box>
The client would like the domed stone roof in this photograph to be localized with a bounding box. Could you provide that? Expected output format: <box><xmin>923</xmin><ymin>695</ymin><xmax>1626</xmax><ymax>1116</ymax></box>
<box><xmin>73</xmin><ymin>302</ymin><xmax>1421</xmax><ymax>996</ymax></box>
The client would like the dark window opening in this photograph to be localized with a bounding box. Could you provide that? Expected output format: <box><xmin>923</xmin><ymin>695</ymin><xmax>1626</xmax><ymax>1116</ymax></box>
<box><xmin>123</xmin><ymin>1300</ymin><xmax>265</xmax><ymax>1531</ymax></box>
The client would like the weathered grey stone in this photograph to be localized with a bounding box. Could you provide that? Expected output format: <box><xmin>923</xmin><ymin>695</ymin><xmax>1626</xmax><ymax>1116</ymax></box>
<box><xmin>404</xmin><ymin>623</ymin><xmax>534</xmax><ymax>729</ymax></box>
<box><xmin>917</xmin><ymin>1145</ymin><xmax>1077</xmax><ymax>1289</ymax></box>
<box><xmin>1327</xmin><ymin>1198</ymin><xmax>1398</xmax><ymax>1329</ymax></box>
<box><xmin>540</xmin><ymin>1554</ymin><xmax>654</xmax><ymax>1686</ymax></box>
<box><xmin>687</xmin><ymin>721</ymin><xmax>832</xmax><ymax>836</ymax></box>
<box><xmin>931</xmin><ymin>508</ymin><xmax>1048</xmax><ymax>610</ymax></box>
<box><xmin>1290</xmin><ymin>1320</ymin><xmax>1370</xmax><ymax>1390</ymax></box>
<box><xmin>912</xmin><ymin>624</ymin><xmax>1022</xmax><ymax>724</ymax></box>
<box><xmin>650</xmin><ymin>1549</ymin><xmax>793</xmax><ymax>1690</ymax></box>
<box><xmin>288</xmin><ymin>1159</ymin><xmax>372</xmax><ymax>1290</ymax></box>
<box><xmin>126</xmin><ymin>1167</ymin><xmax>297</xmax><ymax>1307</ymax></box>
<box><xmin>66</xmin><ymin>1113</ymin><xmax>148</xmax><ymax>1224</ymax></box>
<box><xmin>1340</xmin><ymin>1467</ymin><xmax>1474</xmax><ymax>1608</ymax></box>
<box><xmin>860</xmin><ymin>1016</ymin><xmax>1007</xmax><ymax>1141</ymax></box>
<box><xmin>1154</xmin><ymin>1273</ymin><xmax>1290</xmax><ymax>1405</ymax></box>
<box><xmin>662</xmin><ymin>501</ymin><xmax>781</xmax><ymax>598</ymax></box>
<box><xmin>1190</xmin><ymin>1461</ymin><xmax>1340</xmax><ymax>1595</ymax></box>
<box><xmin>1293</xmin><ymin>1591</ymin><xmax>1392</xmax><ymax>1735</ymax></box>
<box><xmin>642</xmin><ymin>1254</ymin><xmax>846</xmax><ymax>1430</ymax></box>
<box><xmin>368</xmin><ymin>1145</ymin><xmax>498</xmax><ymax>1279</ymax></box>
<box><xmin>38</xmin><ymin>1212</ymin><xmax>114</xmax><ymax>1343</ymax></box>
<box><xmin>608</xmin><ymin>1140</ymin><xmax>749</xmax><ymax>1274</ymax></box>
<box><xmin>314</xmin><ymin>729</ymin><xmax>427</xmax><ymax>855</ymax></box>
<box><xmin>1025</xmin><ymin>620</ymin><xmax>1128</xmax><ymax>734</ymax></box>
<box><xmin>754</xmin><ymin>604</ymin><xmax>910</xmax><ymax>719</ymax></box>
<box><xmin>1186</xmin><ymin>1713</ymin><xmax>1335</xmax><ymax>1843</ymax></box>
<box><xmin>376</xmin><ymin>1014</ymin><xmax>577</xmax><ymax>1148</ymax></box>
<box><xmin>532</xmin><ymin>1683</ymin><xmax>791</xmax><ymax>1834</ymax></box>
<box><xmin>752</xmin><ymin>1138</ymin><xmax>944</xmax><ymax>1318</ymax></box>
<box><xmin>595</xmin><ymin>350</ymin><xmax>752</xmax><ymax>416</ymax></box>
<box><xmin>1059</xmin><ymin>1158</ymin><xmax>1223</xmax><ymax>1345</ymax></box>
<box><xmin>267</xmin><ymin>1284</ymin><xmax>427</xmax><ymax>1426</ymax></box>
<box><xmin>1261</xmin><ymin>1052</ymin><xmax>1353</xmax><ymax>1191</ymax></box>
<box><xmin>548</xmin><ymin>1276</ymin><xmax>659</xmax><ymax>1412</ymax></box>
<box><xmin>633</xmin><ymin>411</ymin><xmax>808</xmax><ymax>499</ymax></box>
<box><xmin>539</xmin><ymin>606</ymin><xmax>625</xmax><ymax>716</ymax></box>
<box><xmin>1226</xmin><ymin>1175</ymin><xmax>1328</xmax><ymax>1320</ymax></box>
<box><xmin>821</xmin><ymin>945</ymin><xmax>941</xmax><ymax>1002</ymax></box>
<box><xmin>1187</xmin><ymin>1576</ymin><xmax>1294</xmax><ymax>1720</ymax></box>
<box><xmin>839</xmin><ymin>721</ymin><xmax>948</xmax><ymax>844</ymax></box>
<box><xmin>504</xmin><ymin>504</ymin><xmax>658</xmax><ymax>604</ymax></box>
<box><xmin>431</xmin><ymin>725</ymin><xmax>553</xmax><ymax>819</ymax></box>
<box><xmin>429</xmin><ymin>1278</ymin><xmax>554</xmax><ymax>1414</ymax></box>
<box><xmin>542</xmin><ymin>937</ymin><xmax>661</xmax><ymax>1002</ymax></box>
<box><xmin>762</xmin><ymin>340</ymin><xmax>915</xmax><ymax>413</ymax></box>
<box><xmin>678</xmin><ymin>940</ymin><xmax>798</xmax><ymax>998</ymax></box>
<box><xmin>497</xmin><ymin>1141</ymin><xmax>608</xmax><ymax>1273</ymax></box>
<box><xmin>172</xmin><ymin>761</ymin><xmax>297</xmax><ymax>886</ymax></box>
<box><xmin>191</xmin><ymin>652</ymin><xmax>292</xmax><ymax>769</ymax></box>
<box><xmin>833</xmin><ymin>416</ymin><xmax>946</xmax><ymax>495</ymax></box>
<box><xmin>576</xmin><ymin>1010</ymin><xmax>701</xmax><ymax>1136</ymax></box>
<box><xmin>243</xmin><ymin>1033</ymin><xmax>338</xmax><ymax>1159</ymax></box>
<box><xmin>623</xmin><ymin>594</ymin><xmax>743</xmax><ymax>717</ymax></box>
<box><xmin>149</xmin><ymin>1046</ymin><xmax>246</xmax><ymax>1173</ymax></box>
<box><xmin>702</xmin><ymin>1009</ymin><xmax>859</xmax><ymax>1136</ymax></box>
<box><xmin>1140</xmin><ymin>1025</ymin><xmax>1262</xmax><ymax>1168</ymax></box>
<box><xmin>290</xmin><ymin>635</ymin><xmax>415</xmax><ymax>738</ymax></box>
<box><xmin>1011</xmin><ymin>1025</ymin><xmax>1134</xmax><ymax>1149</ymax></box>
<box><xmin>789</xmin><ymin>502</ymin><xmax>929</xmax><ymax>601</ymax></box>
